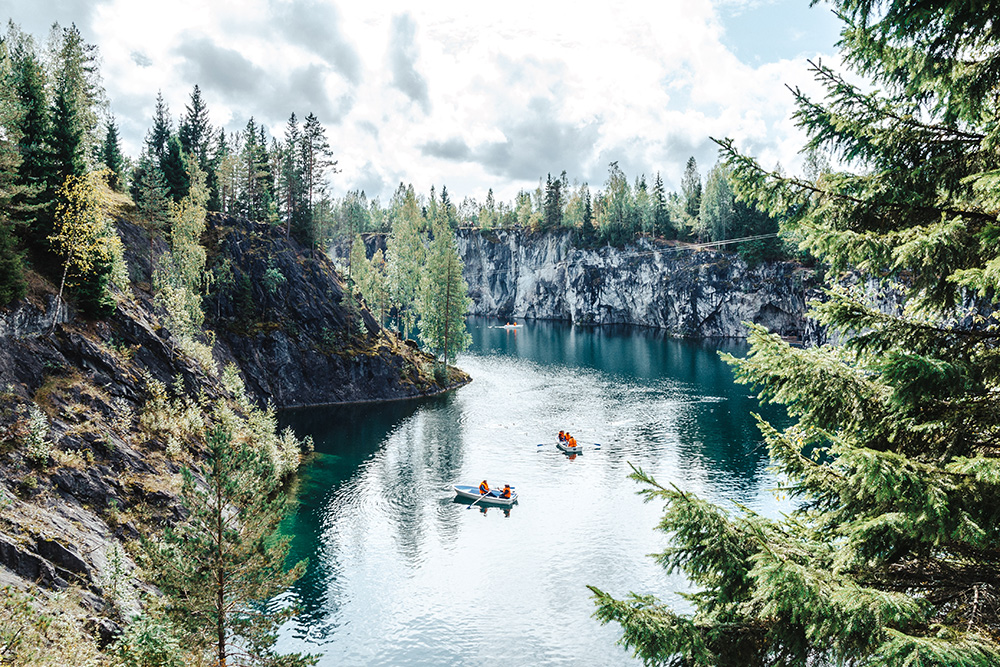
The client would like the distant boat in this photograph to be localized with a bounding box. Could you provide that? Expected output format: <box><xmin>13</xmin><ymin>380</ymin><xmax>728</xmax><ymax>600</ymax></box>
<box><xmin>453</xmin><ymin>484</ymin><xmax>517</xmax><ymax>506</ymax></box>
<box><xmin>556</xmin><ymin>441</ymin><xmax>582</xmax><ymax>454</ymax></box>
<box><xmin>501</xmin><ymin>323</ymin><xmax>522</xmax><ymax>329</ymax></box>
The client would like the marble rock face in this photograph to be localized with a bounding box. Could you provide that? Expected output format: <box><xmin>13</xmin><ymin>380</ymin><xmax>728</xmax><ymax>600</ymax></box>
<box><xmin>456</xmin><ymin>229</ymin><xmax>825</xmax><ymax>342</ymax></box>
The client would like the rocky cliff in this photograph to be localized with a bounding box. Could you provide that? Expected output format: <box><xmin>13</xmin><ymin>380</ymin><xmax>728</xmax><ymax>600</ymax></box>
<box><xmin>455</xmin><ymin>229</ymin><xmax>824</xmax><ymax>342</ymax></box>
<box><xmin>202</xmin><ymin>214</ymin><xmax>466</xmax><ymax>406</ymax></box>
<box><xmin>0</xmin><ymin>214</ymin><xmax>465</xmax><ymax>651</ymax></box>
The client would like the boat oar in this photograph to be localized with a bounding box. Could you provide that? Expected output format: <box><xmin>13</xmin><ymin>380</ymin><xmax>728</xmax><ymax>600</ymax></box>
<box><xmin>468</xmin><ymin>491</ymin><xmax>492</xmax><ymax>509</ymax></box>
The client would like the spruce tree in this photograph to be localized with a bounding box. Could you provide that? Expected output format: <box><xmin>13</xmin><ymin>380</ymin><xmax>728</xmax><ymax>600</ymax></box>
<box><xmin>148</xmin><ymin>91</ymin><xmax>172</xmax><ymax>162</ymax></box>
<box><xmin>48</xmin><ymin>24</ymin><xmax>103</xmax><ymax>191</ymax></box>
<box><xmin>590</xmin><ymin>1</ymin><xmax>1000</xmax><ymax>665</ymax></box>
<box><xmin>681</xmin><ymin>156</ymin><xmax>701</xmax><ymax>220</ymax></box>
<box><xmin>580</xmin><ymin>186</ymin><xmax>595</xmax><ymax>240</ymax></box>
<box><xmin>178</xmin><ymin>84</ymin><xmax>211</xmax><ymax>168</ymax></box>
<box><xmin>652</xmin><ymin>172</ymin><xmax>671</xmax><ymax>239</ymax></box>
<box><xmin>100</xmin><ymin>117</ymin><xmax>126</xmax><ymax>192</ymax></box>
<box><xmin>7</xmin><ymin>27</ymin><xmax>53</xmax><ymax>251</ymax></box>
<box><xmin>0</xmin><ymin>39</ymin><xmax>26</xmax><ymax>304</ymax></box>
<box><xmin>161</xmin><ymin>134</ymin><xmax>189</xmax><ymax>202</ymax></box>
<box><xmin>543</xmin><ymin>173</ymin><xmax>563</xmax><ymax>230</ymax></box>
<box><xmin>132</xmin><ymin>151</ymin><xmax>171</xmax><ymax>280</ymax></box>
<box><xmin>211</xmin><ymin>128</ymin><xmax>233</xmax><ymax>213</ymax></box>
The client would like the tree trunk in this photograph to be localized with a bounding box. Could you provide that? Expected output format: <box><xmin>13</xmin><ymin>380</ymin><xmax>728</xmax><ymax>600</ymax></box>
<box><xmin>216</xmin><ymin>471</ymin><xmax>227</xmax><ymax>667</ymax></box>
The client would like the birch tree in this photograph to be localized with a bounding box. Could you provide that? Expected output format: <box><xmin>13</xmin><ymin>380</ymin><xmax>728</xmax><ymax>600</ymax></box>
<box><xmin>417</xmin><ymin>219</ymin><xmax>471</xmax><ymax>375</ymax></box>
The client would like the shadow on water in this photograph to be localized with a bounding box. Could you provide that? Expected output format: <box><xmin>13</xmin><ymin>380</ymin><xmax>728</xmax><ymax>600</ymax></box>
<box><xmin>278</xmin><ymin>388</ymin><xmax>479</xmax><ymax>624</ymax></box>
<box><xmin>278</xmin><ymin>394</ymin><xmax>459</xmax><ymax>628</ymax></box>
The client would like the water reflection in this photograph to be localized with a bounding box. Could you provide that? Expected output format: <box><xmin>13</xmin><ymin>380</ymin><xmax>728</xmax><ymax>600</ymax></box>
<box><xmin>277</xmin><ymin>318</ymin><xmax>790</xmax><ymax>665</ymax></box>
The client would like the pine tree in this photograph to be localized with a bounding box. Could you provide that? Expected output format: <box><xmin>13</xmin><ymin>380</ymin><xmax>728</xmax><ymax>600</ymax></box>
<box><xmin>591</xmin><ymin>1</ymin><xmax>1000</xmax><ymax>665</ymax></box>
<box><xmin>212</xmin><ymin>128</ymin><xmax>235</xmax><ymax>214</ymax></box>
<box><xmin>417</xmin><ymin>217</ymin><xmax>471</xmax><ymax>375</ymax></box>
<box><xmin>300</xmin><ymin>112</ymin><xmax>336</xmax><ymax>225</ymax></box>
<box><xmin>143</xmin><ymin>422</ymin><xmax>316</xmax><ymax>667</ymax></box>
<box><xmin>279</xmin><ymin>113</ymin><xmax>308</xmax><ymax>240</ymax></box>
<box><xmin>237</xmin><ymin>118</ymin><xmax>274</xmax><ymax>223</ymax></box>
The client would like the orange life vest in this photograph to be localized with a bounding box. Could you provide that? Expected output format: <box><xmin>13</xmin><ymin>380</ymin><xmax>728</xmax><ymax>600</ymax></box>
<box><xmin>479</xmin><ymin>481</ymin><xmax>489</xmax><ymax>494</ymax></box>
<box><xmin>569</xmin><ymin>437</ymin><xmax>577</xmax><ymax>447</ymax></box>
<box><xmin>501</xmin><ymin>486</ymin><xmax>511</xmax><ymax>499</ymax></box>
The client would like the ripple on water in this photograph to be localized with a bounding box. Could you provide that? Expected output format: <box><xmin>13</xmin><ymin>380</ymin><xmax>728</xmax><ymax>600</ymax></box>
<box><xmin>277</xmin><ymin>323</ymin><xmax>792</xmax><ymax>665</ymax></box>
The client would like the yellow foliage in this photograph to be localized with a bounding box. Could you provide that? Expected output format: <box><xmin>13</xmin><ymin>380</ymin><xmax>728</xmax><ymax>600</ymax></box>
<box><xmin>50</xmin><ymin>170</ymin><xmax>125</xmax><ymax>280</ymax></box>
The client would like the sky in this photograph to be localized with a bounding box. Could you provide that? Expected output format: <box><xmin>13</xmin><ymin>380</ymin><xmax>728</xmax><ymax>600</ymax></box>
<box><xmin>1</xmin><ymin>0</ymin><xmax>844</xmax><ymax>204</ymax></box>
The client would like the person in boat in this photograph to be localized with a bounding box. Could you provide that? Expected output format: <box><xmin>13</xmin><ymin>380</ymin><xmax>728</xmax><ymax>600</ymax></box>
<box><xmin>568</xmin><ymin>436</ymin><xmax>577</xmax><ymax>448</ymax></box>
<box><xmin>558</xmin><ymin>430</ymin><xmax>566</xmax><ymax>443</ymax></box>
<box><xmin>501</xmin><ymin>484</ymin><xmax>512</xmax><ymax>499</ymax></box>
<box><xmin>479</xmin><ymin>480</ymin><xmax>490</xmax><ymax>496</ymax></box>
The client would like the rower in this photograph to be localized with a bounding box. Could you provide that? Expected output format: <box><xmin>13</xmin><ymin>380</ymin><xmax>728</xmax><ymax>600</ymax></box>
<box><xmin>501</xmin><ymin>484</ymin><xmax>511</xmax><ymax>499</ymax></box>
<box><xmin>558</xmin><ymin>430</ymin><xmax>566</xmax><ymax>443</ymax></box>
<box><xmin>479</xmin><ymin>480</ymin><xmax>490</xmax><ymax>495</ymax></box>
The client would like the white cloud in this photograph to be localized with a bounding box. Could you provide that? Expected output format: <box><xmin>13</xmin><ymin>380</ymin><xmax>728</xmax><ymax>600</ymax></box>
<box><xmin>5</xmin><ymin>0</ymin><xmax>842</xmax><ymax>202</ymax></box>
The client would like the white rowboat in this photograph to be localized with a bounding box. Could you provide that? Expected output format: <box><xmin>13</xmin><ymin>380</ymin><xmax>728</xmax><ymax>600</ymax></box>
<box><xmin>453</xmin><ymin>484</ymin><xmax>517</xmax><ymax>506</ymax></box>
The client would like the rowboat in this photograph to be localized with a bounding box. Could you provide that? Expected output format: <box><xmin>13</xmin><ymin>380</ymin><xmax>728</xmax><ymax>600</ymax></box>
<box><xmin>500</xmin><ymin>323</ymin><xmax>522</xmax><ymax>329</ymax></box>
<box><xmin>453</xmin><ymin>484</ymin><xmax>517</xmax><ymax>506</ymax></box>
<box><xmin>557</xmin><ymin>441</ymin><xmax>582</xmax><ymax>454</ymax></box>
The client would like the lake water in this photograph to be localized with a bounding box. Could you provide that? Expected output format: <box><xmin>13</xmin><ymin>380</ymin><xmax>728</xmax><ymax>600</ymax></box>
<box><xmin>276</xmin><ymin>319</ymin><xmax>790</xmax><ymax>665</ymax></box>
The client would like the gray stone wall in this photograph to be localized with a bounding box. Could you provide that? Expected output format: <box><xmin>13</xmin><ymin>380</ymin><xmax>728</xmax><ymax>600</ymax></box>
<box><xmin>456</xmin><ymin>229</ymin><xmax>825</xmax><ymax>341</ymax></box>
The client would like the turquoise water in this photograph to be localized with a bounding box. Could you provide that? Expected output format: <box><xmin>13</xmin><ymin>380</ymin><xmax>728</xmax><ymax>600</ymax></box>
<box><xmin>276</xmin><ymin>319</ymin><xmax>790</xmax><ymax>665</ymax></box>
